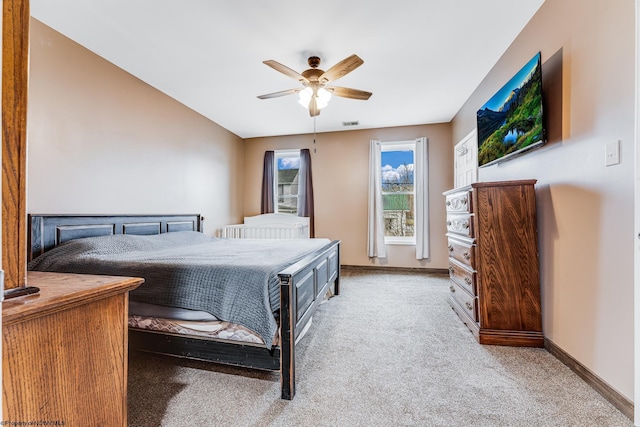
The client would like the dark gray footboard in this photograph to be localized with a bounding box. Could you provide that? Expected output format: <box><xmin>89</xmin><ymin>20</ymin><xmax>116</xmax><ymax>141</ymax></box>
<box><xmin>279</xmin><ymin>239</ymin><xmax>340</xmax><ymax>400</ymax></box>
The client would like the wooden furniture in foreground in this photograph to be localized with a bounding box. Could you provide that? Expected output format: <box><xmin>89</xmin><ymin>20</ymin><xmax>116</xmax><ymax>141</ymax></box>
<box><xmin>443</xmin><ymin>179</ymin><xmax>543</xmax><ymax>347</ymax></box>
<box><xmin>2</xmin><ymin>0</ymin><xmax>30</xmax><ymax>293</ymax></box>
<box><xmin>3</xmin><ymin>271</ymin><xmax>143</xmax><ymax>426</ymax></box>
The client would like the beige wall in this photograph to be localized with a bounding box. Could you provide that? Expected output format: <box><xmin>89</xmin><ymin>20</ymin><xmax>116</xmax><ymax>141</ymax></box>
<box><xmin>244</xmin><ymin>124</ymin><xmax>453</xmax><ymax>268</ymax></box>
<box><xmin>26</xmin><ymin>19</ymin><xmax>244</xmax><ymax>236</ymax></box>
<box><xmin>452</xmin><ymin>0</ymin><xmax>635</xmax><ymax>401</ymax></box>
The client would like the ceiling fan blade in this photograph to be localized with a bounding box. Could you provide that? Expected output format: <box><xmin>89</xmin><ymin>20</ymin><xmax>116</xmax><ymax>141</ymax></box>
<box><xmin>319</xmin><ymin>54</ymin><xmax>364</xmax><ymax>83</ymax></box>
<box><xmin>263</xmin><ymin>60</ymin><xmax>309</xmax><ymax>84</ymax></box>
<box><xmin>326</xmin><ymin>86</ymin><xmax>372</xmax><ymax>100</ymax></box>
<box><xmin>257</xmin><ymin>88</ymin><xmax>301</xmax><ymax>99</ymax></box>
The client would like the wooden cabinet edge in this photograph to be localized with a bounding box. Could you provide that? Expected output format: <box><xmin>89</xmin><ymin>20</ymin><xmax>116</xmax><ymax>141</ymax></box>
<box><xmin>470</xmin><ymin>179</ymin><xmax>537</xmax><ymax>188</ymax></box>
<box><xmin>3</xmin><ymin>272</ymin><xmax>144</xmax><ymax>326</ymax></box>
<box><xmin>450</xmin><ymin>297</ymin><xmax>544</xmax><ymax>347</ymax></box>
<box><xmin>478</xmin><ymin>329</ymin><xmax>544</xmax><ymax>348</ymax></box>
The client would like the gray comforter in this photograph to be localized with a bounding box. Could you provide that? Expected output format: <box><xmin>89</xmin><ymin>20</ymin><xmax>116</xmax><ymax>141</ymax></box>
<box><xmin>28</xmin><ymin>231</ymin><xmax>331</xmax><ymax>348</ymax></box>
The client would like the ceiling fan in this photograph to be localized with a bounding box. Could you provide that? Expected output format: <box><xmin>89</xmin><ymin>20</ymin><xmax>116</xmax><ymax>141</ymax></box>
<box><xmin>257</xmin><ymin>54</ymin><xmax>372</xmax><ymax>117</ymax></box>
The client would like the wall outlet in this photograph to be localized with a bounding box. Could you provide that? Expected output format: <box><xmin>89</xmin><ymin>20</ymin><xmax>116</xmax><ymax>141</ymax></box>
<box><xmin>605</xmin><ymin>140</ymin><xmax>620</xmax><ymax>166</ymax></box>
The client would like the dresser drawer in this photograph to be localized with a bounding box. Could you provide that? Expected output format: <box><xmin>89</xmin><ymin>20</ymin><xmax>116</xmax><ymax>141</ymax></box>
<box><xmin>448</xmin><ymin>259</ymin><xmax>476</xmax><ymax>295</ymax></box>
<box><xmin>446</xmin><ymin>214</ymin><xmax>473</xmax><ymax>238</ymax></box>
<box><xmin>447</xmin><ymin>238</ymin><xmax>475</xmax><ymax>267</ymax></box>
<box><xmin>449</xmin><ymin>280</ymin><xmax>477</xmax><ymax>322</ymax></box>
<box><xmin>445</xmin><ymin>190</ymin><xmax>472</xmax><ymax>213</ymax></box>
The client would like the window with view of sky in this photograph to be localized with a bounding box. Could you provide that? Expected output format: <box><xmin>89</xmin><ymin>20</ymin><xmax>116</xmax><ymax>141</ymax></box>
<box><xmin>275</xmin><ymin>151</ymin><xmax>300</xmax><ymax>214</ymax></box>
<box><xmin>381</xmin><ymin>147</ymin><xmax>415</xmax><ymax>241</ymax></box>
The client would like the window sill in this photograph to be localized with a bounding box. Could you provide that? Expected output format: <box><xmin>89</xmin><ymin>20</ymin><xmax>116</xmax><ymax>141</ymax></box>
<box><xmin>384</xmin><ymin>240</ymin><xmax>416</xmax><ymax>246</ymax></box>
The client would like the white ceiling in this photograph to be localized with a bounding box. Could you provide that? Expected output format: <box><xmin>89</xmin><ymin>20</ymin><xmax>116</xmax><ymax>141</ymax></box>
<box><xmin>31</xmin><ymin>0</ymin><xmax>545</xmax><ymax>139</ymax></box>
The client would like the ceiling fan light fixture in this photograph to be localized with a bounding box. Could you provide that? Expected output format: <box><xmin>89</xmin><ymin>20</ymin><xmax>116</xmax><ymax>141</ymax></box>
<box><xmin>316</xmin><ymin>87</ymin><xmax>332</xmax><ymax>109</ymax></box>
<box><xmin>298</xmin><ymin>87</ymin><xmax>332</xmax><ymax>110</ymax></box>
<box><xmin>298</xmin><ymin>87</ymin><xmax>312</xmax><ymax>108</ymax></box>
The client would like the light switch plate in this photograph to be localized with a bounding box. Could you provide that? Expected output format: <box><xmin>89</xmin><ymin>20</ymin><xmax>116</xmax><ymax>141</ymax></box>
<box><xmin>605</xmin><ymin>141</ymin><xmax>620</xmax><ymax>166</ymax></box>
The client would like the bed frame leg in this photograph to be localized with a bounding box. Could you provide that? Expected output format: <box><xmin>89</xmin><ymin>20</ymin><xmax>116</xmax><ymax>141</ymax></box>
<box><xmin>280</xmin><ymin>274</ymin><xmax>295</xmax><ymax>400</ymax></box>
<box><xmin>278</xmin><ymin>241</ymin><xmax>340</xmax><ymax>400</ymax></box>
<box><xmin>333</xmin><ymin>245</ymin><xmax>341</xmax><ymax>296</ymax></box>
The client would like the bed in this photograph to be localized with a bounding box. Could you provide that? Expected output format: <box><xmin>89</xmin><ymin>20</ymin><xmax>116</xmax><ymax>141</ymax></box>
<box><xmin>27</xmin><ymin>214</ymin><xmax>340</xmax><ymax>400</ymax></box>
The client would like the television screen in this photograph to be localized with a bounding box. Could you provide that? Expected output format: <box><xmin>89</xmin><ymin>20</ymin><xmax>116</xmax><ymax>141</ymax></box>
<box><xmin>477</xmin><ymin>52</ymin><xmax>545</xmax><ymax>167</ymax></box>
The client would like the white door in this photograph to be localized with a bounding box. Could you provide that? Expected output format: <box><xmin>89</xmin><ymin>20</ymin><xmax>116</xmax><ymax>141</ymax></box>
<box><xmin>454</xmin><ymin>129</ymin><xmax>478</xmax><ymax>188</ymax></box>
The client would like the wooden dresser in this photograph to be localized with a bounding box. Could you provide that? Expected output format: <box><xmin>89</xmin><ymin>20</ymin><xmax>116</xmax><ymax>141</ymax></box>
<box><xmin>3</xmin><ymin>271</ymin><xmax>143</xmax><ymax>426</ymax></box>
<box><xmin>443</xmin><ymin>179</ymin><xmax>543</xmax><ymax>347</ymax></box>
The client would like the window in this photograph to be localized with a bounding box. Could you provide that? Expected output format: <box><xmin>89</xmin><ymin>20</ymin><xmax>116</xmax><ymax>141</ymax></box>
<box><xmin>275</xmin><ymin>150</ymin><xmax>300</xmax><ymax>215</ymax></box>
<box><xmin>381</xmin><ymin>142</ymin><xmax>415</xmax><ymax>244</ymax></box>
<box><xmin>368</xmin><ymin>137</ymin><xmax>428</xmax><ymax>259</ymax></box>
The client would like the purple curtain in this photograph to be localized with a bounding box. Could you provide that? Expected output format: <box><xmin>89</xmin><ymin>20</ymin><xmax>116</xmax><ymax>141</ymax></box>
<box><xmin>297</xmin><ymin>148</ymin><xmax>315</xmax><ymax>237</ymax></box>
<box><xmin>261</xmin><ymin>151</ymin><xmax>275</xmax><ymax>214</ymax></box>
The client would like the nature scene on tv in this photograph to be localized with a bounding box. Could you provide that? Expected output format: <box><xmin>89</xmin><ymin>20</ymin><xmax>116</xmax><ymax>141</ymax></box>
<box><xmin>477</xmin><ymin>53</ymin><xmax>543</xmax><ymax>166</ymax></box>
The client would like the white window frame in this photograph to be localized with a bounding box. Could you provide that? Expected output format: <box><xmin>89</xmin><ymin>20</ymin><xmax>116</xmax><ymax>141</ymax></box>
<box><xmin>380</xmin><ymin>140</ymin><xmax>416</xmax><ymax>245</ymax></box>
<box><xmin>274</xmin><ymin>149</ymin><xmax>301</xmax><ymax>215</ymax></box>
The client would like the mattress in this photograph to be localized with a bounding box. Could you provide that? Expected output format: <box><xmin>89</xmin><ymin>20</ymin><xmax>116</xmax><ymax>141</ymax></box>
<box><xmin>128</xmin><ymin>300</ymin><xmax>275</xmax><ymax>345</ymax></box>
<box><xmin>127</xmin><ymin>292</ymin><xmax>330</xmax><ymax>347</ymax></box>
<box><xmin>128</xmin><ymin>315</ymin><xmax>274</xmax><ymax>345</ymax></box>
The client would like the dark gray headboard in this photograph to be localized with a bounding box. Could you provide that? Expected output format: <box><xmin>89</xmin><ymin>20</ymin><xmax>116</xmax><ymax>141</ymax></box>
<box><xmin>28</xmin><ymin>214</ymin><xmax>203</xmax><ymax>261</ymax></box>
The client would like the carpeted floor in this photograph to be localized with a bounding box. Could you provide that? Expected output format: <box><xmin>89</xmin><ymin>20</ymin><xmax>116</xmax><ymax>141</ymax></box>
<box><xmin>128</xmin><ymin>268</ymin><xmax>633</xmax><ymax>427</ymax></box>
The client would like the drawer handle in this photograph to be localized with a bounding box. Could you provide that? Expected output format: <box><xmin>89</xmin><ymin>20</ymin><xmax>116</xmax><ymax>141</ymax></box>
<box><xmin>449</xmin><ymin>285</ymin><xmax>455</xmax><ymax>293</ymax></box>
<box><xmin>447</xmin><ymin>197</ymin><xmax>468</xmax><ymax>211</ymax></box>
<box><xmin>463</xmin><ymin>252</ymin><xmax>470</xmax><ymax>260</ymax></box>
<box><xmin>448</xmin><ymin>266</ymin><xmax>454</xmax><ymax>274</ymax></box>
<box><xmin>448</xmin><ymin>245</ymin><xmax>454</xmax><ymax>252</ymax></box>
<box><xmin>446</xmin><ymin>220</ymin><xmax>452</xmax><ymax>226</ymax></box>
<box><xmin>464</xmin><ymin>277</ymin><xmax>472</xmax><ymax>285</ymax></box>
<box><xmin>463</xmin><ymin>221</ymin><xmax>469</xmax><ymax>229</ymax></box>
<box><xmin>465</xmin><ymin>302</ymin><xmax>473</xmax><ymax>311</ymax></box>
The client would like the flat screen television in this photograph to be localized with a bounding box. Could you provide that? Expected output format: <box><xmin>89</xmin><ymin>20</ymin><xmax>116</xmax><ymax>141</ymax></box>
<box><xmin>477</xmin><ymin>52</ymin><xmax>545</xmax><ymax>167</ymax></box>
